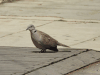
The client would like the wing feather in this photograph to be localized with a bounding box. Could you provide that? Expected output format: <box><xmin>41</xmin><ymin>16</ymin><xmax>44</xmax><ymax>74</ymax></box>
<box><xmin>38</xmin><ymin>30</ymin><xmax>58</xmax><ymax>48</ymax></box>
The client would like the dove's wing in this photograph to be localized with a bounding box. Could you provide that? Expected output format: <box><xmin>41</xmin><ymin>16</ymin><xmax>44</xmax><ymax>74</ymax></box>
<box><xmin>38</xmin><ymin>31</ymin><xmax>58</xmax><ymax>48</ymax></box>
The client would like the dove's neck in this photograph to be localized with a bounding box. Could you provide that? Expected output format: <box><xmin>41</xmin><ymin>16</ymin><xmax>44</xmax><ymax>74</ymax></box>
<box><xmin>30</xmin><ymin>30</ymin><xmax>41</xmax><ymax>41</ymax></box>
<box><xmin>31</xmin><ymin>29</ymin><xmax>37</xmax><ymax>33</ymax></box>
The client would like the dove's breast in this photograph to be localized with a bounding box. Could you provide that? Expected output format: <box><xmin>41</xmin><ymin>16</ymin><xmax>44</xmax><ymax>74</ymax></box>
<box><xmin>31</xmin><ymin>30</ymin><xmax>44</xmax><ymax>49</ymax></box>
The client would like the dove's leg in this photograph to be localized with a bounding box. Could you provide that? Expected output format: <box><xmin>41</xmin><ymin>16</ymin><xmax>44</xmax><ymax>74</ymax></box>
<box><xmin>40</xmin><ymin>49</ymin><xmax>46</xmax><ymax>53</ymax></box>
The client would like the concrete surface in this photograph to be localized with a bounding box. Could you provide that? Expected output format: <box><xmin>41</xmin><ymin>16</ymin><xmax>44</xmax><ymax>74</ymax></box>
<box><xmin>0</xmin><ymin>16</ymin><xmax>100</xmax><ymax>50</ymax></box>
<box><xmin>0</xmin><ymin>47</ymin><xmax>100</xmax><ymax>75</ymax></box>
<box><xmin>69</xmin><ymin>61</ymin><xmax>100</xmax><ymax>75</ymax></box>
<box><xmin>0</xmin><ymin>0</ymin><xmax>100</xmax><ymax>20</ymax></box>
<box><xmin>0</xmin><ymin>0</ymin><xmax>100</xmax><ymax>75</ymax></box>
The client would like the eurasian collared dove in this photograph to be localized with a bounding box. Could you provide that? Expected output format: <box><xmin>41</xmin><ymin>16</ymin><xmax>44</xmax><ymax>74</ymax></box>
<box><xmin>26</xmin><ymin>25</ymin><xmax>70</xmax><ymax>53</ymax></box>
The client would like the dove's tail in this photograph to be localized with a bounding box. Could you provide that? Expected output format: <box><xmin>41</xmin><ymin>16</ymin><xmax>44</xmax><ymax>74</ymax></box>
<box><xmin>57</xmin><ymin>42</ymin><xmax>70</xmax><ymax>47</ymax></box>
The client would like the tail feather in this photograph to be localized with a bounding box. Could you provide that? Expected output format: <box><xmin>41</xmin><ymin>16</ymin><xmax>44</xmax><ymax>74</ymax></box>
<box><xmin>57</xmin><ymin>42</ymin><xmax>70</xmax><ymax>47</ymax></box>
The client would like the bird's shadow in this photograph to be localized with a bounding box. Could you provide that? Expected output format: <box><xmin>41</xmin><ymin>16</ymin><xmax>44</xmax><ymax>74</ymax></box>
<box><xmin>31</xmin><ymin>50</ymin><xmax>71</xmax><ymax>53</ymax></box>
<box><xmin>30</xmin><ymin>48</ymin><xmax>87</xmax><ymax>53</ymax></box>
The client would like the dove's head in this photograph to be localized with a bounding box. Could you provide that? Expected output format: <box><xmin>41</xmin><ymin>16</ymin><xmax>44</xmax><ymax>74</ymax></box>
<box><xmin>26</xmin><ymin>24</ymin><xmax>35</xmax><ymax>31</ymax></box>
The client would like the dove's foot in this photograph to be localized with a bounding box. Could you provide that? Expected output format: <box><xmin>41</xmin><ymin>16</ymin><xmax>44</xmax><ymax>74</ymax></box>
<box><xmin>39</xmin><ymin>49</ymin><xmax>46</xmax><ymax>53</ymax></box>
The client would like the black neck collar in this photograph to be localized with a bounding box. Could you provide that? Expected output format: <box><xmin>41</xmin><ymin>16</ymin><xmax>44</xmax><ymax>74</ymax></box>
<box><xmin>34</xmin><ymin>30</ymin><xmax>37</xmax><ymax>33</ymax></box>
